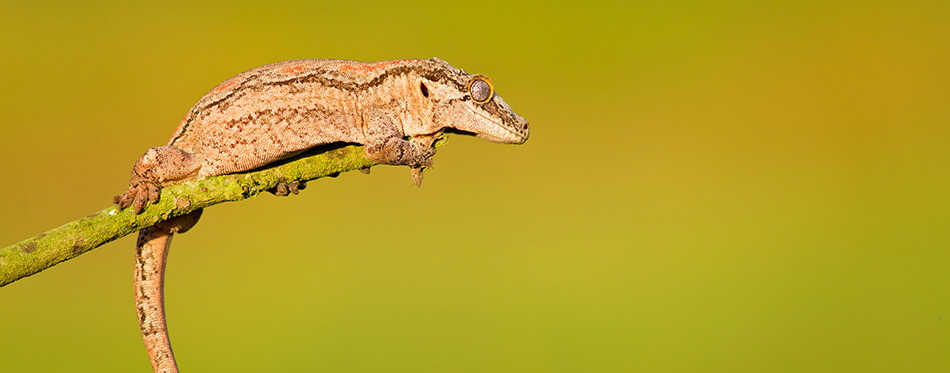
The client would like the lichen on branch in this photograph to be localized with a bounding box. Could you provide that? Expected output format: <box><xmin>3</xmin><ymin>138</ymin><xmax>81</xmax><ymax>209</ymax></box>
<box><xmin>0</xmin><ymin>144</ymin><xmax>375</xmax><ymax>287</ymax></box>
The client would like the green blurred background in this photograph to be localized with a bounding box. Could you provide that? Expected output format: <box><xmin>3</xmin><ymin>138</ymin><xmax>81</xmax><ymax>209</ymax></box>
<box><xmin>1</xmin><ymin>1</ymin><xmax>947</xmax><ymax>371</ymax></box>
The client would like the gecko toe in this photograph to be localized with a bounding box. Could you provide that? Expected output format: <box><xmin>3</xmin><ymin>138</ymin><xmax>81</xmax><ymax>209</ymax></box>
<box><xmin>131</xmin><ymin>183</ymin><xmax>153</xmax><ymax>214</ymax></box>
<box><xmin>132</xmin><ymin>194</ymin><xmax>146</xmax><ymax>214</ymax></box>
<box><xmin>147</xmin><ymin>183</ymin><xmax>161</xmax><ymax>204</ymax></box>
<box><xmin>411</xmin><ymin>167</ymin><xmax>424</xmax><ymax>187</ymax></box>
<box><xmin>114</xmin><ymin>187</ymin><xmax>137</xmax><ymax>210</ymax></box>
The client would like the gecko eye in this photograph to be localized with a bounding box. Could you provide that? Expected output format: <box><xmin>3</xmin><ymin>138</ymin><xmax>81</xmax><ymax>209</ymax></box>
<box><xmin>467</xmin><ymin>75</ymin><xmax>494</xmax><ymax>104</ymax></box>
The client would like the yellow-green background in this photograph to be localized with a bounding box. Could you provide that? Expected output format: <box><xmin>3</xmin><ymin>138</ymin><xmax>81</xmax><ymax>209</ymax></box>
<box><xmin>1</xmin><ymin>1</ymin><xmax>947</xmax><ymax>371</ymax></box>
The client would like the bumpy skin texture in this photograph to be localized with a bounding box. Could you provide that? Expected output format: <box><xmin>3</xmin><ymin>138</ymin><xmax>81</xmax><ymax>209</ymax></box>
<box><xmin>114</xmin><ymin>58</ymin><xmax>530</xmax><ymax>213</ymax></box>
<box><xmin>116</xmin><ymin>58</ymin><xmax>529</xmax><ymax>373</ymax></box>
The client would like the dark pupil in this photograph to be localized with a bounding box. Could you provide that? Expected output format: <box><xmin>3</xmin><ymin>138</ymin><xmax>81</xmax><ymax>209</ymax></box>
<box><xmin>471</xmin><ymin>80</ymin><xmax>490</xmax><ymax>102</ymax></box>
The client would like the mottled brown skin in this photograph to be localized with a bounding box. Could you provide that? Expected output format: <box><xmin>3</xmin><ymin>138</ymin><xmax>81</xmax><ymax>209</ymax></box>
<box><xmin>114</xmin><ymin>58</ymin><xmax>529</xmax><ymax>213</ymax></box>
<box><xmin>114</xmin><ymin>58</ymin><xmax>529</xmax><ymax>373</ymax></box>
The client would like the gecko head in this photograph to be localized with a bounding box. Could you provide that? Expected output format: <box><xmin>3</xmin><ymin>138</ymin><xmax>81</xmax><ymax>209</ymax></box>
<box><xmin>421</xmin><ymin>58</ymin><xmax>529</xmax><ymax>144</ymax></box>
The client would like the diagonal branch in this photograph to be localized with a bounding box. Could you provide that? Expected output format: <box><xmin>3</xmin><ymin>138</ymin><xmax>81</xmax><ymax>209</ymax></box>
<box><xmin>0</xmin><ymin>144</ymin><xmax>375</xmax><ymax>287</ymax></box>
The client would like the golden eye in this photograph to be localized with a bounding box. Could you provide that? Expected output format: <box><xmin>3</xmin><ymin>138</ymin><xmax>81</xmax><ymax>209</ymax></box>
<box><xmin>467</xmin><ymin>75</ymin><xmax>494</xmax><ymax>104</ymax></box>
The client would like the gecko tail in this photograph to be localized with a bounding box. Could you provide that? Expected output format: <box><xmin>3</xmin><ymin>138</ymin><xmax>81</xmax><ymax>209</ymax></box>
<box><xmin>134</xmin><ymin>226</ymin><xmax>180</xmax><ymax>373</ymax></box>
<box><xmin>134</xmin><ymin>210</ymin><xmax>202</xmax><ymax>373</ymax></box>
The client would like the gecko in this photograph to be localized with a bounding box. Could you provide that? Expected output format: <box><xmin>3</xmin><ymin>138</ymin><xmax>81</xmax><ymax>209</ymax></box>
<box><xmin>113</xmin><ymin>58</ymin><xmax>529</xmax><ymax>372</ymax></box>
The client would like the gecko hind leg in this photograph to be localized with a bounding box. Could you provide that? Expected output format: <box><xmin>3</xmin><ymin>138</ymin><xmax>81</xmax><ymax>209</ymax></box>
<box><xmin>115</xmin><ymin>146</ymin><xmax>201</xmax><ymax>213</ymax></box>
<box><xmin>361</xmin><ymin>110</ymin><xmax>438</xmax><ymax>186</ymax></box>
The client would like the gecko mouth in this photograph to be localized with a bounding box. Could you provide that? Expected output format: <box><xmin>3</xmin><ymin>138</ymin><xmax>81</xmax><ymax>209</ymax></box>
<box><xmin>466</xmin><ymin>103</ymin><xmax>529</xmax><ymax>144</ymax></box>
<box><xmin>443</xmin><ymin>128</ymin><xmax>478</xmax><ymax>137</ymax></box>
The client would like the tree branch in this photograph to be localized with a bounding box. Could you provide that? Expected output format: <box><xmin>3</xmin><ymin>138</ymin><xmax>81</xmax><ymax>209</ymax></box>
<box><xmin>0</xmin><ymin>144</ymin><xmax>375</xmax><ymax>287</ymax></box>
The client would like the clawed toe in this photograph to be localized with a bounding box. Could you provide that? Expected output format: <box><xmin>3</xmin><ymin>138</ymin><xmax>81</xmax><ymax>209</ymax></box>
<box><xmin>411</xmin><ymin>167</ymin><xmax>425</xmax><ymax>187</ymax></box>
<box><xmin>132</xmin><ymin>183</ymin><xmax>153</xmax><ymax>213</ymax></box>
<box><xmin>147</xmin><ymin>183</ymin><xmax>161</xmax><ymax>204</ymax></box>
<box><xmin>114</xmin><ymin>181</ymin><xmax>162</xmax><ymax>214</ymax></box>
<box><xmin>113</xmin><ymin>187</ymin><xmax>136</xmax><ymax>210</ymax></box>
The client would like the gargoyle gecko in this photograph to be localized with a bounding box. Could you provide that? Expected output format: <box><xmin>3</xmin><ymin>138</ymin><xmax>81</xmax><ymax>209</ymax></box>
<box><xmin>113</xmin><ymin>58</ymin><xmax>529</xmax><ymax>372</ymax></box>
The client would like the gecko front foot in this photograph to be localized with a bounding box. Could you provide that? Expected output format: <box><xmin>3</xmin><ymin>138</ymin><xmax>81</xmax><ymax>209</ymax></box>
<box><xmin>364</xmin><ymin>134</ymin><xmax>437</xmax><ymax>187</ymax></box>
<box><xmin>114</xmin><ymin>146</ymin><xmax>202</xmax><ymax>214</ymax></box>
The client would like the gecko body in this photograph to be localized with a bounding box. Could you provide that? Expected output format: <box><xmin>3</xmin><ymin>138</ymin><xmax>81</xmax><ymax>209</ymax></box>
<box><xmin>114</xmin><ymin>58</ymin><xmax>529</xmax><ymax>372</ymax></box>
<box><xmin>115</xmin><ymin>58</ymin><xmax>528</xmax><ymax>212</ymax></box>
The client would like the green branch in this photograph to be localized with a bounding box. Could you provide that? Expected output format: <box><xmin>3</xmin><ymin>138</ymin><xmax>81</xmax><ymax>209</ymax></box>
<box><xmin>0</xmin><ymin>145</ymin><xmax>375</xmax><ymax>287</ymax></box>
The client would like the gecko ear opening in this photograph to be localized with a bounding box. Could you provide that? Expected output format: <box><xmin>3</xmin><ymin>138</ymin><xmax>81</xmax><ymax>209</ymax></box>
<box><xmin>420</xmin><ymin>82</ymin><xmax>429</xmax><ymax>98</ymax></box>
